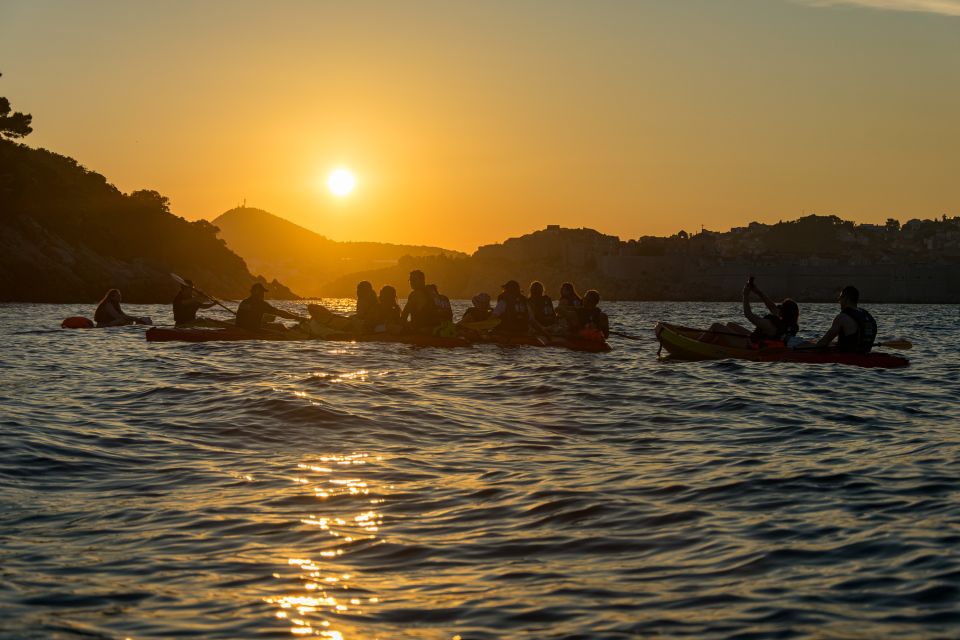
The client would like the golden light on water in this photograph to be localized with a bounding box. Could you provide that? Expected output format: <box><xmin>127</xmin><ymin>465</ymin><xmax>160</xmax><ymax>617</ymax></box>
<box><xmin>266</xmin><ymin>453</ymin><xmax>383</xmax><ymax>638</ymax></box>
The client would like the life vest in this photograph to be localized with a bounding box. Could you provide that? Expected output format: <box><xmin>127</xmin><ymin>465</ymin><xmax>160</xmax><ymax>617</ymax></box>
<box><xmin>431</xmin><ymin>293</ymin><xmax>453</xmax><ymax>322</ymax></box>
<box><xmin>750</xmin><ymin>313</ymin><xmax>798</xmax><ymax>344</ymax></box>
<box><xmin>235</xmin><ymin>297</ymin><xmax>267</xmax><ymax>331</ymax></box>
<box><xmin>529</xmin><ymin>295</ymin><xmax>556</xmax><ymax>325</ymax></box>
<box><xmin>496</xmin><ymin>292</ymin><xmax>529</xmax><ymax>333</ymax></box>
<box><xmin>173</xmin><ymin>291</ymin><xmax>201</xmax><ymax>324</ymax></box>
<box><xmin>838</xmin><ymin>308</ymin><xmax>877</xmax><ymax>353</ymax></box>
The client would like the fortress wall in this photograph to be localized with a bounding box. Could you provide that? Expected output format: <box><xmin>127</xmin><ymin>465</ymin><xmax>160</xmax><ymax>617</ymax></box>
<box><xmin>599</xmin><ymin>256</ymin><xmax>960</xmax><ymax>303</ymax></box>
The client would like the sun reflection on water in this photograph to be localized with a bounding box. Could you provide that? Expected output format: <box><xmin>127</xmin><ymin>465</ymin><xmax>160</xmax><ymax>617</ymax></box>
<box><xmin>265</xmin><ymin>453</ymin><xmax>385</xmax><ymax>638</ymax></box>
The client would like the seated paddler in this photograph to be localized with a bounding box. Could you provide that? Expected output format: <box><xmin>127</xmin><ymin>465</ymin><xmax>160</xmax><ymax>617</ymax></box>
<box><xmin>815</xmin><ymin>285</ymin><xmax>877</xmax><ymax>353</ymax></box>
<box><xmin>172</xmin><ymin>279</ymin><xmax>216</xmax><ymax>326</ymax></box>
<box><xmin>235</xmin><ymin>282</ymin><xmax>308</xmax><ymax>332</ymax></box>
<box><xmin>401</xmin><ymin>269</ymin><xmax>439</xmax><ymax>333</ymax></box>
<box><xmin>492</xmin><ymin>280</ymin><xmax>540</xmax><ymax>335</ymax></box>
<box><xmin>575</xmin><ymin>290</ymin><xmax>610</xmax><ymax>341</ymax></box>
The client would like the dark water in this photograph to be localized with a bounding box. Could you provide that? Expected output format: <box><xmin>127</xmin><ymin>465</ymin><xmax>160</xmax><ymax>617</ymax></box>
<box><xmin>1</xmin><ymin>301</ymin><xmax>958</xmax><ymax>639</ymax></box>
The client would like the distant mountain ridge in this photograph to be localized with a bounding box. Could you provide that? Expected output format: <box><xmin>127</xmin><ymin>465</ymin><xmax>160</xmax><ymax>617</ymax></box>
<box><xmin>212</xmin><ymin>207</ymin><xmax>464</xmax><ymax>296</ymax></box>
<box><xmin>0</xmin><ymin>140</ymin><xmax>296</xmax><ymax>302</ymax></box>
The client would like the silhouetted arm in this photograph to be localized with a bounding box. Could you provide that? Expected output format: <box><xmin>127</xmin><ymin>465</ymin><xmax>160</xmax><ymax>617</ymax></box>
<box><xmin>753</xmin><ymin>285</ymin><xmax>779</xmax><ymax>315</ymax></box>
<box><xmin>816</xmin><ymin>316</ymin><xmax>842</xmax><ymax>348</ymax></box>
<box><xmin>742</xmin><ymin>286</ymin><xmax>764</xmax><ymax>327</ymax></box>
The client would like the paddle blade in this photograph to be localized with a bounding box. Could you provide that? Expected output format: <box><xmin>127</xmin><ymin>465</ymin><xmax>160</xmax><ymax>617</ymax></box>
<box><xmin>878</xmin><ymin>339</ymin><xmax>912</xmax><ymax>350</ymax></box>
<box><xmin>170</xmin><ymin>272</ymin><xmax>188</xmax><ymax>286</ymax></box>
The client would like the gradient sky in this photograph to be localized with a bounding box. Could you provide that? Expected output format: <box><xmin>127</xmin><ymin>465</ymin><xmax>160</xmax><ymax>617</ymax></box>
<box><xmin>1</xmin><ymin>0</ymin><xmax>958</xmax><ymax>251</ymax></box>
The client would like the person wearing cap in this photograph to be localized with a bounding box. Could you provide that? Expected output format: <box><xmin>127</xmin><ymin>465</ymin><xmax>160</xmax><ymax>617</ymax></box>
<box><xmin>815</xmin><ymin>285</ymin><xmax>877</xmax><ymax>352</ymax></box>
<box><xmin>400</xmin><ymin>269</ymin><xmax>437</xmax><ymax>332</ymax></box>
<box><xmin>460</xmin><ymin>293</ymin><xmax>493</xmax><ymax>324</ymax></box>
<box><xmin>235</xmin><ymin>282</ymin><xmax>308</xmax><ymax>332</ymax></box>
<box><xmin>172</xmin><ymin>279</ymin><xmax>216</xmax><ymax>326</ymax></box>
<box><xmin>492</xmin><ymin>279</ymin><xmax>540</xmax><ymax>334</ymax></box>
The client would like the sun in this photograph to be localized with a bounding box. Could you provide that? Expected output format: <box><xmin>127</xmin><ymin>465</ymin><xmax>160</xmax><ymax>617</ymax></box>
<box><xmin>327</xmin><ymin>168</ymin><xmax>356</xmax><ymax>197</ymax></box>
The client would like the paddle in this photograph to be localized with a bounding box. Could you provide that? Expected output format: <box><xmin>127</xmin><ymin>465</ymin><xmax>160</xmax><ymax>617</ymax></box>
<box><xmin>793</xmin><ymin>338</ymin><xmax>913</xmax><ymax>351</ymax></box>
<box><xmin>170</xmin><ymin>273</ymin><xmax>237</xmax><ymax>315</ymax></box>
<box><xmin>610</xmin><ymin>330</ymin><xmax>645</xmax><ymax>341</ymax></box>
<box><xmin>877</xmin><ymin>339</ymin><xmax>913</xmax><ymax>350</ymax></box>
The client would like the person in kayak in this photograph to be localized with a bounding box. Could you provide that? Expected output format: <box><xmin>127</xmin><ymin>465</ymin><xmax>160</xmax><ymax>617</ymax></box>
<box><xmin>235</xmin><ymin>283</ymin><xmax>308</xmax><ymax>332</ymax></box>
<box><xmin>353</xmin><ymin>281</ymin><xmax>380</xmax><ymax>332</ymax></box>
<box><xmin>815</xmin><ymin>285</ymin><xmax>877</xmax><ymax>352</ymax></box>
<box><xmin>460</xmin><ymin>293</ymin><xmax>492</xmax><ymax>324</ymax></box>
<box><xmin>401</xmin><ymin>270</ymin><xmax>438</xmax><ymax>333</ymax></box>
<box><xmin>575</xmin><ymin>289</ymin><xmax>610</xmax><ymax>340</ymax></box>
<box><xmin>492</xmin><ymin>280</ymin><xmax>540</xmax><ymax>334</ymax></box>
<box><xmin>706</xmin><ymin>280</ymin><xmax>799</xmax><ymax>348</ymax></box>
<box><xmin>373</xmin><ymin>285</ymin><xmax>402</xmax><ymax>333</ymax></box>
<box><xmin>556</xmin><ymin>282</ymin><xmax>582</xmax><ymax>332</ymax></box>
<box><xmin>528</xmin><ymin>281</ymin><xmax>557</xmax><ymax>328</ymax></box>
<box><xmin>94</xmin><ymin>289</ymin><xmax>151</xmax><ymax>327</ymax></box>
<box><xmin>172</xmin><ymin>279</ymin><xmax>216</xmax><ymax>326</ymax></box>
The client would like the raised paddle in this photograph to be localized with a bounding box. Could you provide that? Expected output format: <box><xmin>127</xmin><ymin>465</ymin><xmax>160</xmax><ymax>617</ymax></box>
<box><xmin>170</xmin><ymin>273</ymin><xmax>237</xmax><ymax>315</ymax></box>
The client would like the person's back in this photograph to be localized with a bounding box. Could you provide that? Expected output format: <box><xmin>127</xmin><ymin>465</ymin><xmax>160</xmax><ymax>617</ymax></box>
<box><xmin>493</xmin><ymin>281</ymin><xmax>530</xmax><ymax>334</ymax></box>
<box><xmin>375</xmin><ymin>286</ymin><xmax>402</xmax><ymax>329</ymax></box>
<box><xmin>401</xmin><ymin>270</ymin><xmax>437</xmax><ymax>332</ymax></box>
<box><xmin>528</xmin><ymin>281</ymin><xmax>556</xmax><ymax>327</ymax></box>
<box><xmin>838</xmin><ymin>307</ymin><xmax>877</xmax><ymax>352</ymax></box>
<box><xmin>576</xmin><ymin>290</ymin><xmax>609</xmax><ymax>339</ymax></box>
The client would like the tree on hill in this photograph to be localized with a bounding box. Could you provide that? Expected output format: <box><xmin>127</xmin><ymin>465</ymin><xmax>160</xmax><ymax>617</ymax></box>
<box><xmin>0</xmin><ymin>73</ymin><xmax>33</xmax><ymax>140</ymax></box>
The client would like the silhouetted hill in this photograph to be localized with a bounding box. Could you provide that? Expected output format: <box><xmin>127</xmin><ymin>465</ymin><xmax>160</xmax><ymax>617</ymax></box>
<box><xmin>322</xmin><ymin>219</ymin><xmax>960</xmax><ymax>303</ymax></box>
<box><xmin>212</xmin><ymin>207</ymin><xmax>464</xmax><ymax>296</ymax></box>
<box><xmin>0</xmin><ymin>140</ymin><xmax>295</xmax><ymax>302</ymax></box>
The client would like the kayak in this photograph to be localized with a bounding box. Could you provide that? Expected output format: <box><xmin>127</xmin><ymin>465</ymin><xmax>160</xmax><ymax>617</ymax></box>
<box><xmin>145</xmin><ymin>326</ymin><xmax>468</xmax><ymax>345</ymax></box>
<box><xmin>144</xmin><ymin>326</ymin><xmax>610</xmax><ymax>351</ymax></box>
<box><xmin>654</xmin><ymin>322</ymin><xmax>909</xmax><ymax>369</ymax></box>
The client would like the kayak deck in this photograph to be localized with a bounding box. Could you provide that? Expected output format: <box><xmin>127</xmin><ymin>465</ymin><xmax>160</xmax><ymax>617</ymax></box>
<box><xmin>145</xmin><ymin>327</ymin><xmax>610</xmax><ymax>352</ymax></box>
<box><xmin>654</xmin><ymin>322</ymin><xmax>909</xmax><ymax>369</ymax></box>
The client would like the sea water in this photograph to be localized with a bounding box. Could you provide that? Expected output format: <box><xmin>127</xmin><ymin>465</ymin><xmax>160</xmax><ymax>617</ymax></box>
<box><xmin>0</xmin><ymin>301</ymin><xmax>957</xmax><ymax>639</ymax></box>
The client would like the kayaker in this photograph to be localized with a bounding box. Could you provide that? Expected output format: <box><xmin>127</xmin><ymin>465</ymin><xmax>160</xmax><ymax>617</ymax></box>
<box><xmin>460</xmin><ymin>293</ymin><xmax>492</xmax><ymax>324</ymax></box>
<box><xmin>172</xmin><ymin>279</ymin><xmax>216</xmax><ymax>326</ymax></box>
<box><xmin>401</xmin><ymin>270</ymin><xmax>437</xmax><ymax>333</ymax></box>
<box><xmin>94</xmin><ymin>289</ymin><xmax>150</xmax><ymax>327</ymax></box>
<box><xmin>426</xmin><ymin>284</ymin><xmax>453</xmax><ymax>323</ymax></box>
<box><xmin>354</xmin><ymin>281</ymin><xmax>379</xmax><ymax>332</ymax></box>
<box><xmin>373</xmin><ymin>285</ymin><xmax>402</xmax><ymax>333</ymax></box>
<box><xmin>235</xmin><ymin>283</ymin><xmax>308</xmax><ymax>332</ymax></box>
<box><xmin>706</xmin><ymin>280</ymin><xmax>799</xmax><ymax>347</ymax></box>
<box><xmin>815</xmin><ymin>285</ymin><xmax>877</xmax><ymax>352</ymax></box>
<box><xmin>492</xmin><ymin>280</ymin><xmax>538</xmax><ymax>334</ymax></box>
<box><xmin>556</xmin><ymin>282</ymin><xmax>582</xmax><ymax>331</ymax></box>
<box><xmin>528</xmin><ymin>281</ymin><xmax>557</xmax><ymax>328</ymax></box>
<box><xmin>575</xmin><ymin>290</ymin><xmax>610</xmax><ymax>340</ymax></box>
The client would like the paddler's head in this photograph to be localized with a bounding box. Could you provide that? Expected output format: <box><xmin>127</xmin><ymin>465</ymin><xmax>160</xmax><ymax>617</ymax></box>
<box><xmin>250</xmin><ymin>282</ymin><xmax>268</xmax><ymax>299</ymax></box>
<box><xmin>583</xmin><ymin>290</ymin><xmax>601</xmax><ymax>309</ymax></box>
<box><xmin>529</xmin><ymin>281</ymin><xmax>544</xmax><ymax>297</ymax></box>
<box><xmin>501</xmin><ymin>280</ymin><xmax>521</xmax><ymax>295</ymax></box>
<box><xmin>409</xmin><ymin>270</ymin><xmax>425</xmax><ymax>290</ymax></box>
<box><xmin>839</xmin><ymin>285</ymin><xmax>859</xmax><ymax>309</ymax></box>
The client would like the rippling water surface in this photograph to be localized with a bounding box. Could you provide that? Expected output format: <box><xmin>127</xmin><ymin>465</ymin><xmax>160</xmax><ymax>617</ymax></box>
<box><xmin>1</xmin><ymin>301</ymin><xmax>958</xmax><ymax>639</ymax></box>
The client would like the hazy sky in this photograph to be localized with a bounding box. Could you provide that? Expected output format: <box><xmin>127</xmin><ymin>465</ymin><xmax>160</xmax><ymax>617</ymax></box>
<box><xmin>1</xmin><ymin>0</ymin><xmax>958</xmax><ymax>251</ymax></box>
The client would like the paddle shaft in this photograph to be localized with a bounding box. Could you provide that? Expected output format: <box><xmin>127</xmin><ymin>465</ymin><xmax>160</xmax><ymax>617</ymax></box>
<box><xmin>171</xmin><ymin>273</ymin><xmax>236</xmax><ymax>315</ymax></box>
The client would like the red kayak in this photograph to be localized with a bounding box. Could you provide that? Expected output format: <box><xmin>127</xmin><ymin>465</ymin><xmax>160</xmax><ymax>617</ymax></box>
<box><xmin>144</xmin><ymin>327</ymin><xmax>610</xmax><ymax>351</ymax></box>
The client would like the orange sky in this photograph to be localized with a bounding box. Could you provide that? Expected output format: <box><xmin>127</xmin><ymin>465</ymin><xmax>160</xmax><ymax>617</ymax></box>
<box><xmin>2</xmin><ymin>0</ymin><xmax>959</xmax><ymax>252</ymax></box>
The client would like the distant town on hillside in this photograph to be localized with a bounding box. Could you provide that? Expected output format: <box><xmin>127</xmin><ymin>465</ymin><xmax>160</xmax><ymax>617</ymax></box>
<box><xmin>311</xmin><ymin>214</ymin><xmax>960</xmax><ymax>303</ymax></box>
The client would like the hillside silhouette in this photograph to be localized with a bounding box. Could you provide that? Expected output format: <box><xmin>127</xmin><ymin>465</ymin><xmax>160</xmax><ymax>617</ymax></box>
<box><xmin>316</xmin><ymin>218</ymin><xmax>960</xmax><ymax>303</ymax></box>
<box><xmin>0</xmin><ymin>140</ymin><xmax>295</xmax><ymax>302</ymax></box>
<box><xmin>213</xmin><ymin>207</ymin><xmax>464</xmax><ymax>296</ymax></box>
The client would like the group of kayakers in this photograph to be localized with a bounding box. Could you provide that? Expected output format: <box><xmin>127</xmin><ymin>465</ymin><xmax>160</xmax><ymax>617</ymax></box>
<box><xmin>706</xmin><ymin>279</ymin><xmax>877</xmax><ymax>353</ymax></box>
<box><xmin>92</xmin><ymin>273</ymin><xmax>877</xmax><ymax>353</ymax></box>
<box><xmin>307</xmin><ymin>270</ymin><xmax>611</xmax><ymax>342</ymax></box>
